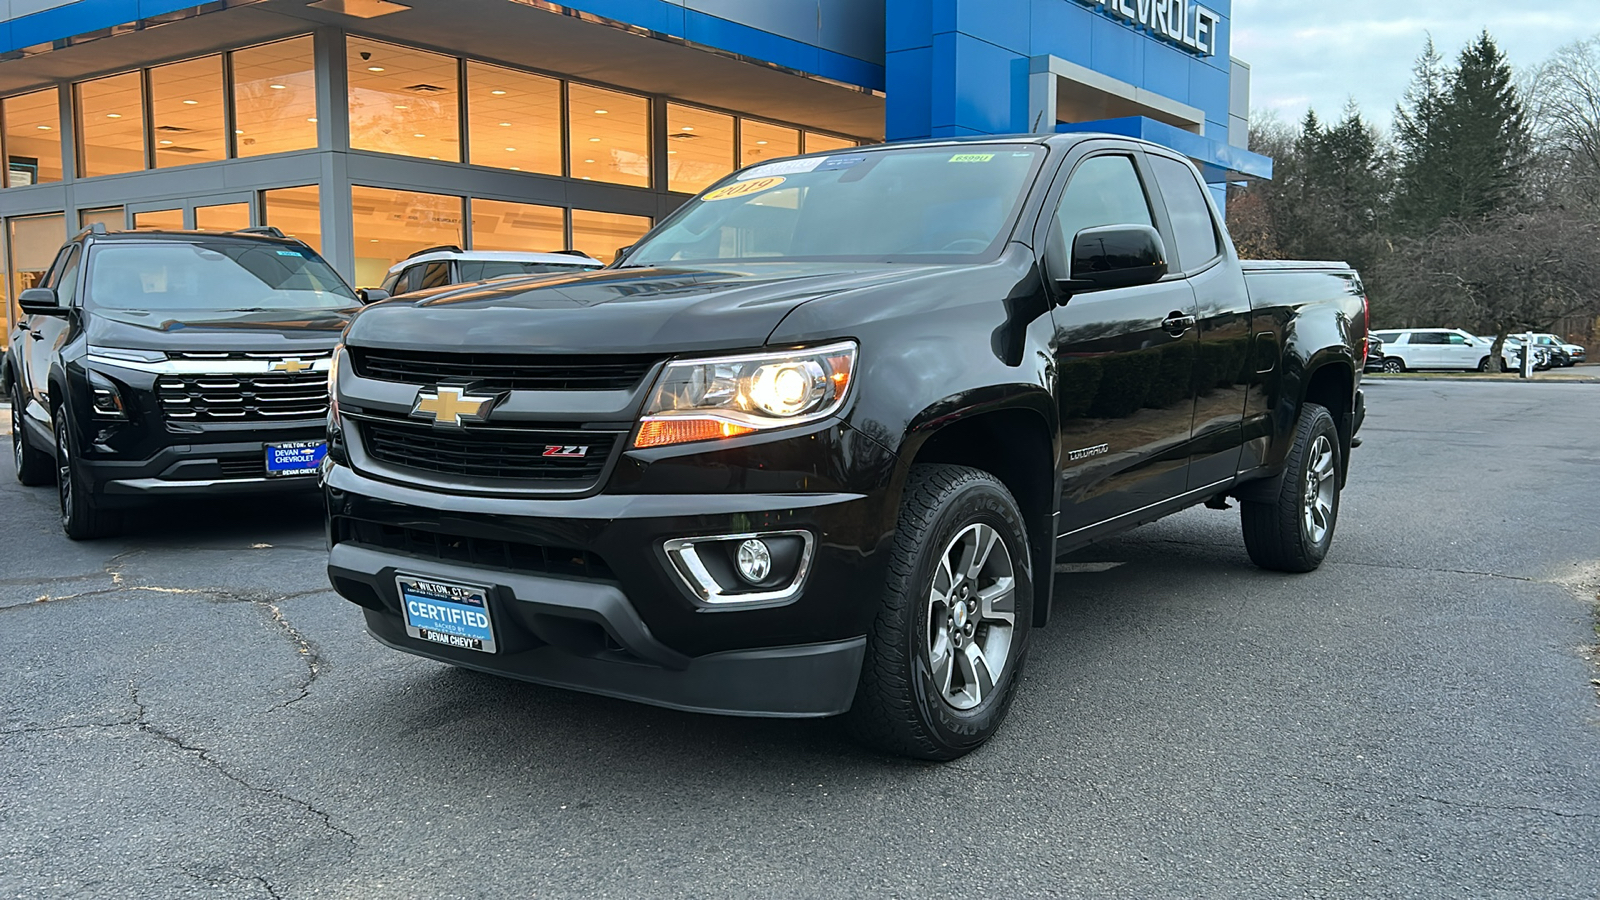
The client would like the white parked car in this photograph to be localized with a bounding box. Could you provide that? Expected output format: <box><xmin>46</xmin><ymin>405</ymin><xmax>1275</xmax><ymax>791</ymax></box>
<box><xmin>379</xmin><ymin>247</ymin><xmax>604</xmax><ymax>297</ymax></box>
<box><xmin>1370</xmin><ymin>328</ymin><xmax>1532</xmax><ymax>373</ymax></box>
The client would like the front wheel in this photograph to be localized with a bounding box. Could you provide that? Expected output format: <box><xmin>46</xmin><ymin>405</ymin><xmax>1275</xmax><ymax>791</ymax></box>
<box><xmin>11</xmin><ymin>384</ymin><xmax>52</xmax><ymax>486</ymax></box>
<box><xmin>1381</xmin><ymin>358</ymin><xmax>1405</xmax><ymax>374</ymax></box>
<box><xmin>848</xmin><ymin>464</ymin><xmax>1033</xmax><ymax>760</ymax></box>
<box><xmin>1240</xmin><ymin>403</ymin><xmax>1341</xmax><ymax>573</ymax></box>
<box><xmin>55</xmin><ymin>413</ymin><xmax>116</xmax><ymax>540</ymax></box>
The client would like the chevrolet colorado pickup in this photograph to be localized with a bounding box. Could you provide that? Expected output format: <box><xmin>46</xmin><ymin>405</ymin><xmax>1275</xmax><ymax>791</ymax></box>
<box><xmin>325</xmin><ymin>134</ymin><xmax>1367</xmax><ymax>759</ymax></box>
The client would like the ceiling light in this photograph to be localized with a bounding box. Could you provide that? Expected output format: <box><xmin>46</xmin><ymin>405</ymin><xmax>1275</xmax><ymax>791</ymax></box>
<box><xmin>414</xmin><ymin>133</ymin><xmax>426</xmax><ymax>137</ymax></box>
<box><xmin>394</xmin><ymin>104</ymin><xmax>409</xmax><ymax>110</ymax></box>
<box><xmin>308</xmin><ymin>117</ymin><xmax>318</xmax><ymax>123</ymax></box>
<box><xmin>429</xmin><ymin>156</ymin><xmax>439</xmax><ymax>160</ymax></box>
<box><xmin>270</xmin><ymin>84</ymin><xmax>286</xmax><ymax>90</ymax></box>
<box><xmin>36</xmin><ymin>125</ymin><xmax>50</xmax><ymax>130</ymax></box>
<box><xmin>584</xmin><ymin>159</ymin><xmax>594</xmax><ymax>163</ymax></box>
<box><xmin>757</xmin><ymin>140</ymin><xmax>768</xmax><ymax>145</ymax></box>
<box><xmin>593</xmin><ymin>109</ymin><xmax>608</xmax><ymax>115</ymax></box>
<box><xmin>370</xmin><ymin>239</ymin><xmax>379</xmax><ymax>242</ymax></box>
<box><xmin>499</xmin><ymin>122</ymin><xmax>510</xmax><ymax>127</ymax></box>
<box><xmin>682</xmin><ymin>126</ymin><xmax>694</xmax><ymax>132</ymax></box>
<box><xmin>235</xmin><ymin>129</ymin><xmax>244</xmax><ymax>134</ymax></box>
<box><xmin>368</xmin><ymin>66</ymin><xmax>386</xmax><ymax>72</ymax></box>
<box><xmin>509</xmin><ymin>166</ymin><xmax>520</xmax><ymax>171</ymax></box>
<box><xmin>491</xmin><ymin>90</ymin><xmax>507</xmax><ymax>96</ymax></box>
<box><xmin>581</xmin><ymin>176</ymin><xmax>591</xmax><ymax>180</ymax></box>
<box><xmin>183</xmin><ymin>99</ymin><xmax>199</xmax><ymax>105</ymax></box>
<box><xmin>589</xmin><ymin>137</ymin><xmax>600</xmax><ymax>142</ymax></box>
<box><xmin>505</xmin><ymin>147</ymin><xmax>516</xmax><ymax>152</ymax></box>
<box><xmin>106</xmin><ymin>113</ymin><xmax>121</xmax><ymax>119</ymax></box>
<box><xmin>667</xmin><ymin>150</ymin><xmax>677</xmax><ymax>155</ymax></box>
<box><xmin>159</xmin><ymin>140</ymin><xmax>174</xmax><ymax>145</ymax></box>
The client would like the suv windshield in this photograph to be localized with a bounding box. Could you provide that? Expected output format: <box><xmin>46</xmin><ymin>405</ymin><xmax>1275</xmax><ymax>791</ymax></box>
<box><xmin>625</xmin><ymin>144</ymin><xmax>1045</xmax><ymax>266</ymax></box>
<box><xmin>86</xmin><ymin>241</ymin><xmax>358</xmax><ymax>311</ymax></box>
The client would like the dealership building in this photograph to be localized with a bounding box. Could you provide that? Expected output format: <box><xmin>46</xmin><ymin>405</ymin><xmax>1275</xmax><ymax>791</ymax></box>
<box><xmin>0</xmin><ymin>0</ymin><xmax>1270</xmax><ymax>352</ymax></box>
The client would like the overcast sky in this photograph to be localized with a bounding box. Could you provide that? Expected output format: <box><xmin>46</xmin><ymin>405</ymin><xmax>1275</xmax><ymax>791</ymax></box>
<box><xmin>1232</xmin><ymin>0</ymin><xmax>1599</xmax><ymax>131</ymax></box>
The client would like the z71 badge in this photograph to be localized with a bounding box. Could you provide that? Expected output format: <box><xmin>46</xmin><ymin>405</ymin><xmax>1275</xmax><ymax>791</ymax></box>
<box><xmin>542</xmin><ymin>445</ymin><xmax>590</xmax><ymax>459</ymax></box>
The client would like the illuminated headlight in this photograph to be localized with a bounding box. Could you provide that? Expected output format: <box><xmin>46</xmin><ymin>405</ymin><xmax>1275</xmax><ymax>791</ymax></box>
<box><xmin>635</xmin><ymin>341</ymin><xmax>856</xmax><ymax>449</ymax></box>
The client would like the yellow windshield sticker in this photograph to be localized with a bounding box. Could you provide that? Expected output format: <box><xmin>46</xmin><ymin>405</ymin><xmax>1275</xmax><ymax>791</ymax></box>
<box><xmin>949</xmin><ymin>153</ymin><xmax>995</xmax><ymax>163</ymax></box>
<box><xmin>703</xmin><ymin>176</ymin><xmax>787</xmax><ymax>202</ymax></box>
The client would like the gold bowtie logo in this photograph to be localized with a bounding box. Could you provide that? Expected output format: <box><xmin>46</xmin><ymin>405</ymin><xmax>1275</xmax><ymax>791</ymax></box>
<box><xmin>271</xmin><ymin>358</ymin><xmax>312</xmax><ymax>374</ymax></box>
<box><xmin>411</xmin><ymin>386</ymin><xmax>496</xmax><ymax>427</ymax></box>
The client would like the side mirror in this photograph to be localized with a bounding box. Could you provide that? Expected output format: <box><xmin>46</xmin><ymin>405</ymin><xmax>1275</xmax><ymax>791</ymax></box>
<box><xmin>613</xmin><ymin>245</ymin><xmax>634</xmax><ymax>264</ymax></box>
<box><xmin>1061</xmin><ymin>225</ymin><xmax>1168</xmax><ymax>294</ymax></box>
<box><xmin>358</xmin><ymin>288</ymin><xmax>390</xmax><ymax>304</ymax></box>
<box><xmin>18</xmin><ymin>287</ymin><xmax>65</xmax><ymax>316</ymax></box>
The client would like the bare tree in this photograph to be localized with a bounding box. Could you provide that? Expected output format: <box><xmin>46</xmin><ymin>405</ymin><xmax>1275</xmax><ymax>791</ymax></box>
<box><xmin>1525</xmin><ymin>37</ymin><xmax>1600</xmax><ymax>204</ymax></box>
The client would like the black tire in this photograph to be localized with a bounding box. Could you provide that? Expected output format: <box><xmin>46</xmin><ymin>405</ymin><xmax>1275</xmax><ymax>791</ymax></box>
<box><xmin>1380</xmin><ymin>358</ymin><xmax>1405</xmax><ymax>374</ymax></box>
<box><xmin>847</xmin><ymin>464</ymin><xmax>1033</xmax><ymax>760</ymax></box>
<box><xmin>1477</xmin><ymin>357</ymin><xmax>1490</xmax><ymax>372</ymax></box>
<box><xmin>1240</xmin><ymin>402</ymin><xmax>1341</xmax><ymax>573</ymax></box>
<box><xmin>55</xmin><ymin>412</ymin><xmax>116</xmax><ymax>540</ymax></box>
<box><xmin>11</xmin><ymin>383</ymin><xmax>52</xmax><ymax>486</ymax></box>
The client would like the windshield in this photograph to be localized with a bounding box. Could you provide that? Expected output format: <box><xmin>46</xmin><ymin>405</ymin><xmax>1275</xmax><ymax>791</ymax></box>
<box><xmin>86</xmin><ymin>242</ymin><xmax>358</xmax><ymax>311</ymax></box>
<box><xmin>625</xmin><ymin>145</ymin><xmax>1046</xmax><ymax>266</ymax></box>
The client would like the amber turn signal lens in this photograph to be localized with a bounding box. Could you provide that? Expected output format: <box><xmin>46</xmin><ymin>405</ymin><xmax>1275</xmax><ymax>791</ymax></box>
<box><xmin>634</xmin><ymin>417</ymin><xmax>757</xmax><ymax>449</ymax></box>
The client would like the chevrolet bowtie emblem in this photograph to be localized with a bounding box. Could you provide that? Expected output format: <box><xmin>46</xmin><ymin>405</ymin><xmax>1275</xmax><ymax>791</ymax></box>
<box><xmin>271</xmin><ymin>358</ymin><xmax>312</xmax><ymax>374</ymax></box>
<box><xmin>410</xmin><ymin>385</ymin><xmax>497</xmax><ymax>427</ymax></box>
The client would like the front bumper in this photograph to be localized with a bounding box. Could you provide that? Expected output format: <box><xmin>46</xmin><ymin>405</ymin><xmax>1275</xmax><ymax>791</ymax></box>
<box><xmin>323</xmin><ymin>461</ymin><xmax>889</xmax><ymax>717</ymax></box>
<box><xmin>85</xmin><ymin>430</ymin><xmax>326</xmax><ymax>505</ymax></box>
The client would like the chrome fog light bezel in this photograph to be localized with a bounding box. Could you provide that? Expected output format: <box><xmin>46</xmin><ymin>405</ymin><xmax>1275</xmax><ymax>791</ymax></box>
<box><xmin>663</xmin><ymin>530</ymin><xmax>816</xmax><ymax>607</ymax></box>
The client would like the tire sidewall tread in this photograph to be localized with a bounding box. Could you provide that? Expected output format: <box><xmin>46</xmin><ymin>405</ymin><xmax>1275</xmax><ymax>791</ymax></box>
<box><xmin>1240</xmin><ymin>402</ymin><xmax>1341</xmax><ymax>573</ymax></box>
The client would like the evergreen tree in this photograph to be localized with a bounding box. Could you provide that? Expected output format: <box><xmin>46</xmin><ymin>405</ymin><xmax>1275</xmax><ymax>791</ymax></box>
<box><xmin>1393</xmin><ymin>38</ymin><xmax>1450</xmax><ymax>230</ymax></box>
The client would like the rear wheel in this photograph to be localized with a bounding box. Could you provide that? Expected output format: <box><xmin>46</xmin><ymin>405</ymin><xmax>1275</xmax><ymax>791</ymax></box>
<box><xmin>1241</xmin><ymin>403</ymin><xmax>1341</xmax><ymax>573</ymax></box>
<box><xmin>11</xmin><ymin>383</ymin><xmax>52</xmax><ymax>486</ymax></box>
<box><xmin>55</xmin><ymin>412</ymin><xmax>116</xmax><ymax>540</ymax></box>
<box><xmin>1381</xmin><ymin>358</ymin><xmax>1405</xmax><ymax>374</ymax></box>
<box><xmin>848</xmin><ymin>464</ymin><xmax>1033</xmax><ymax>760</ymax></box>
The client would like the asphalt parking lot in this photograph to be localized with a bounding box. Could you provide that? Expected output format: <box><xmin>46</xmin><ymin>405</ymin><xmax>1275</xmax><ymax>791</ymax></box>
<box><xmin>3</xmin><ymin>380</ymin><xmax>1598</xmax><ymax>900</ymax></box>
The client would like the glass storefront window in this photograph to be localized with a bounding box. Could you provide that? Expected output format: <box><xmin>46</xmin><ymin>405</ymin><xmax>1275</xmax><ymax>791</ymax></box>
<box><xmin>150</xmin><ymin>55</ymin><xmax>225</xmax><ymax>167</ymax></box>
<box><xmin>262</xmin><ymin>185</ymin><xmax>322</xmax><ymax>251</ymax></box>
<box><xmin>233</xmin><ymin>36</ymin><xmax>318</xmax><ymax>158</ymax></box>
<box><xmin>568</xmin><ymin>83</ymin><xmax>649</xmax><ymax>188</ymax></box>
<box><xmin>133</xmin><ymin>209</ymin><xmax>184</xmax><ymax>231</ymax></box>
<box><xmin>470</xmin><ymin>198</ymin><xmax>564</xmax><ymax>252</ymax></box>
<box><xmin>352</xmin><ymin>185</ymin><xmax>463</xmax><ymax>287</ymax></box>
<box><xmin>4</xmin><ymin>89</ymin><xmax>63</xmax><ymax>186</ymax></box>
<box><xmin>348</xmin><ymin>38</ymin><xmax>460</xmax><ymax>163</ymax></box>
<box><xmin>76</xmin><ymin>72</ymin><xmax>147</xmax><ymax>178</ymax></box>
<box><xmin>466</xmin><ymin>61</ymin><xmax>560</xmax><ymax>176</ymax></box>
<box><xmin>740</xmin><ymin>120</ymin><xmax>800</xmax><ymax>169</ymax></box>
<box><xmin>7</xmin><ymin>212</ymin><xmax>65</xmax><ymax>346</ymax></box>
<box><xmin>804</xmin><ymin>132</ymin><xmax>857</xmax><ymax>153</ymax></box>
<box><xmin>79</xmin><ymin>207</ymin><xmax>124</xmax><ymax>231</ymax></box>
<box><xmin>666</xmin><ymin>104</ymin><xmax>734</xmax><ymax>195</ymax></box>
<box><xmin>196</xmin><ymin>202</ymin><xmax>251</xmax><ymax>232</ymax></box>
<box><xmin>571</xmin><ymin>208</ymin><xmax>650</xmax><ymax>264</ymax></box>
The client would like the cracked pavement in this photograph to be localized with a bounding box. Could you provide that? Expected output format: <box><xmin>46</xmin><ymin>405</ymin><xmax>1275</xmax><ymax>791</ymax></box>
<box><xmin>2</xmin><ymin>380</ymin><xmax>1598</xmax><ymax>898</ymax></box>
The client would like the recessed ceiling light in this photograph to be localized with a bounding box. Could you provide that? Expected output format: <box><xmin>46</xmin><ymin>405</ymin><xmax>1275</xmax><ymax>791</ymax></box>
<box><xmin>308</xmin><ymin>117</ymin><xmax>318</xmax><ymax>123</ymax></box>
<box><xmin>491</xmin><ymin>90</ymin><xmax>506</xmax><ymax>96</ymax></box>
<box><xmin>36</xmin><ymin>125</ymin><xmax>50</xmax><ymax>130</ymax></box>
<box><xmin>499</xmin><ymin>122</ymin><xmax>510</xmax><ymax>127</ymax></box>
<box><xmin>394</xmin><ymin>104</ymin><xmax>408</xmax><ymax>110</ymax></box>
<box><xmin>593</xmin><ymin>109</ymin><xmax>608</xmax><ymax>115</ymax></box>
<box><xmin>429</xmin><ymin>155</ymin><xmax>439</xmax><ymax>159</ymax></box>
<box><xmin>667</xmin><ymin>150</ymin><xmax>677</xmax><ymax>155</ymax></box>
<box><xmin>270</xmin><ymin>84</ymin><xmax>286</xmax><ymax>90</ymax></box>
<box><xmin>367</xmin><ymin>66</ymin><xmax>385</xmax><ymax>72</ymax></box>
<box><xmin>757</xmin><ymin>140</ymin><xmax>768</xmax><ymax>145</ymax></box>
<box><xmin>183</xmin><ymin>99</ymin><xmax>199</xmax><ymax>105</ymax></box>
<box><xmin>682</xmin><ymin>126</ymin><xmax>694</xmax><ymax>132</ymax></box>
<box><xmin>589</xmin><ymin>137</ymin><xmax>600</xmax><ymax>142</ymax></box>
<box><xmin>581</xmin><ymin>176</ymin><xmax>591</xmax><ymax>180</ymax></box>
<box><xmin>509</xmin><ymin>166</ymin><xmax>520</xmax><ymax>171</ymax></box>
<box><xmin>106</xmin><ymin>113</ymin><xmax>121</xmax><ymax>119</ymax></box>
<box><xmin>159</xmin><ymin>140</ymin><xmax>174</xmax><ymax>145</ymax></box>
<box><xmin>414</xmin><ymin>133</ymin><xmax>426</xmax><ymax>137</ymax></box>
<box><xmin>370</xmin><ymin>239</ymin><xmax>379</xmax><ymax>242</ymax></box>
<box><xmin>235</xmin><ymin>129</ymin><xmax>244</xmax><ymax>134</ymax></box>
<box><xmin>584</xmin><ymin>159</ymin><xmax>594</xmax><ymax>163</ymax></box>
<box><xmin>505</xmin><ymin>147</ymin><xmax>516</xmax><ymax>152</ymax></box>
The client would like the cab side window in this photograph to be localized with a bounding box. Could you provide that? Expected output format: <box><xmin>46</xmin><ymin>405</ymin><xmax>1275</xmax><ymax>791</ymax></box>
<box><xmin>1148</xmin><ymin>155</ymin><xmax>1222</xmax><ymax>271</ymax></box>
<box><xmin>1051</xmin><ymin>155</ymin><xmax>1154</xmax><ymax>274</ymax></box>
<box><xmin>54</xmin><ymin>247</ymin><xmax>82</xmax><ymax>307</ymax></box>
<box><xmin>419</xmin><ymin>261</ymin><xmax>451</xmax><ymax>290</ymax></box>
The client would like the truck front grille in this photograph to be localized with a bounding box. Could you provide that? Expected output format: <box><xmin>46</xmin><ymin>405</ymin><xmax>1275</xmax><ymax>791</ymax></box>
<box><xmin>349</xmin><ymin>347</ymin><xmax>658</xmax><ymax>392</ymax></box>
<box><xmin>357</xmin><ymin>415</ymin><xmax>618</xmax><ymax>484</ymax></box>
<box><xmin>158</xmin><ymin>371</ymin><xmax>330</xmax><ymax>421</ymax></box>
<box><xmin>332</xmin><ymin>516</ymin><xmax>615</xmax><ymax>581</ymax></box>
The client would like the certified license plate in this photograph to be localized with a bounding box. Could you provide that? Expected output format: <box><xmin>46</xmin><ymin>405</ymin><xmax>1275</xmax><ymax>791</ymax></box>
<box><xmin>397</xmin><ymin>575</ymin><xmax>497</xmax><ymax>653</ymax></box>
<box><xmin>265</xmin><ymin>440</ymin><xmax>327</xmax><ymax>477</ymax></box>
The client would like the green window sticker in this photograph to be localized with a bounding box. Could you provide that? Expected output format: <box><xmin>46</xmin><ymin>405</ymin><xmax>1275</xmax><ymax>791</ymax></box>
<box><xmin>949</xmin><ymin>153</ymin><xmax>995</xmax><ymax>163</ymax></box>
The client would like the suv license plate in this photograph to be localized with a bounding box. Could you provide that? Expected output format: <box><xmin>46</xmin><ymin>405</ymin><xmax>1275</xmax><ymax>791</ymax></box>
<box><xmin>398</xmin><ymin>576</ymin><xmax>497</xmax><ymax>654</ymax></box>
<box><xmin>265</xmin><ymin>440</ymin><xmax>327</xmax><ymax>477</ymax></box>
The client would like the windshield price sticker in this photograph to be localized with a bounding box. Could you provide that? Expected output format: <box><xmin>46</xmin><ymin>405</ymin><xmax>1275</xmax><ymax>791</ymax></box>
<box><xmin>738</xmin><ymin>158</ymin><xmax>824</xmax><ymax>181</ymax></box>
<box><xmin>949</xmin><ymin>153</ymin><xmax>996</xmax><ymax>163</ymax></box>
<box><xmin>703</xmin><ymin>176</ymin><xmax>787</xmax><ymax>202</ymax></box>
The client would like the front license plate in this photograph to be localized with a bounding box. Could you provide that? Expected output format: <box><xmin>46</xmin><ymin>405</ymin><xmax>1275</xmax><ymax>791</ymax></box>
<box><xmin>397</xmin><ymin>575</ymin><xmax>497</xmax><ymax>654</ymax></box>
<box><xmin>265</xmin><ymin>440</ymin><xmax>327</xmax><ymax>477</ymax></box>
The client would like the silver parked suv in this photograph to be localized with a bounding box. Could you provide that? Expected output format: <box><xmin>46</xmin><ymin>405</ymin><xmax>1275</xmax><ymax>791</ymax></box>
<box><xmin>379</xmin><ymin>246</ymin><xmax>603</xmax><ymax>298</ymax></box>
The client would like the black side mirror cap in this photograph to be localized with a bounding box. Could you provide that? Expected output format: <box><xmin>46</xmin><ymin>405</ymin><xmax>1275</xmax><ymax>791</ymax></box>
<box><xmin>358</xmin><ymin>288</ymin><xmax>391</xmax><ymax>304</ymax></box>
<box><xmin>1059</xmin><ymin>224</ymin><xmax>1168</xmax><ymax>296</ymax></box>
<box><xmin>18</xmin><ymin>287</ymin><xmax>65</xmax><ymax>316</ymax></box>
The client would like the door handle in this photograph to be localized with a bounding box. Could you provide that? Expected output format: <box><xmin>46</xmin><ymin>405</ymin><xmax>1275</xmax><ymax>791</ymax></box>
<box><xmin>1162</xmin><ymin>313</ymin><xmax>1196</xmax><ymax>336</ymax></box>
<box><xmin>28</xmin><ymin>331</ymin><xmax>43</xmax><ymax>340</ymax></box>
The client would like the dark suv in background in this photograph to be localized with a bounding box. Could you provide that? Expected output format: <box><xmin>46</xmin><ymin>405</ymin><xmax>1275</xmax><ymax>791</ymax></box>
<box><xmin>5</xmin><ymin>225</ymin><xmax>372</xmax><ymax>539</ymax></box>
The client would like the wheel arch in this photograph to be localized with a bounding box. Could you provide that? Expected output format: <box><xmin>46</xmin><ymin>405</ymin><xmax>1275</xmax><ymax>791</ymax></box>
<box><xmin>1298</xmin><ymin>356</ymin><xmax>1356</xmax><ymax>483</ymax></box>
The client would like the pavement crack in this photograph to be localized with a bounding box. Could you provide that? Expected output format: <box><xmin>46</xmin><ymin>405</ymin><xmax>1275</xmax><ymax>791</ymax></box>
<box><xmin>0</xmin><ymin>719</ymin><xmax>136</xmax><ymax>736</ymax></box>
<box><xmin>261</xmin><ymin>598</ymin><xmax>324</xmax><ymax>710</ymax></box>
<box><xmin>1332</xmin><ymin>559</ymin><xmax>1536</xmax><ymax>582</ymax></box>
<box><xmin>129</xmin><ymin>682</ymin><xmax>356</xmax><ymax>849</ymax></box>
<box><xmin>255</xmin><ymin>875</ymin><xmax>285</xmax><ymax>900</ymax></box>
<box><xmin>1415</xmin><ymin>793</ymin><xmax>1600</xmax><ymax>820</ymax></box>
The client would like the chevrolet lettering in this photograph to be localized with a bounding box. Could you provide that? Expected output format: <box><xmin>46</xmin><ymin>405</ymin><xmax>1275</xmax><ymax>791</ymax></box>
<box><xmin>325</xmin><ymin>135</ymin><xmax>1367</xmax><ymax>759</ymax></box>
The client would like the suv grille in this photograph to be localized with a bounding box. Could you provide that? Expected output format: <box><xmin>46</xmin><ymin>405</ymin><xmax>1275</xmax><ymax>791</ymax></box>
<box><xmin>158</xmin><ymin>371</ymin><xmax>329</xmax><ymax>421</ymax></box>
<box><xmin>332</xmin><ymin>517</ymin><xmax>614</xmax><ymax>581</ymax></box>
<box><xmin>350</xmin><ymin>347</ymin><xmax>658</xmax><ymax>392</ymax></box>
<box><xmin>356</xmin><ymin>414</ymin><xmax>618</xmax><ymax>484</ymax></box>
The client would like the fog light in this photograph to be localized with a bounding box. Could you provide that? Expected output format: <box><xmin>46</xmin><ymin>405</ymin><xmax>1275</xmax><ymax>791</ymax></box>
<box><xmin>736</xmin><ymin>539</ymin><xmax>772</xmax><ymax>584</ymax></box>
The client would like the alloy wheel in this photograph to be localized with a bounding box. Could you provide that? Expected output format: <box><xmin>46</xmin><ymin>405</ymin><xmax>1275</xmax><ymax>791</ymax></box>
<box><xmin>10</xmin><ymin>399</ymin><xmax>22</xmax><ymax>480</ymax></box>
<box><xmin>1301</xmin><ymin>434</ymin><xmax>1337</xmax><ymax>545</ymax></box>
<box><xmin>56</xmin><ymin>418</ymin><xmax>72</xmax><ymax>518</ymax></box>
<box><xmin>926</xmin><ymin>523</ymin><xmax>1017</xmax><ymax>711</ymax></box>
<box><xmin>1381</xmin><ymin>359</ymin><xmax>1403</xmax><ymax>373</ymax></box>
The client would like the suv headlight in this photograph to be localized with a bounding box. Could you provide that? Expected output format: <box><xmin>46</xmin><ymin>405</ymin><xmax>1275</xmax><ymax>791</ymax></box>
<box><xmin>635</xmin><ymin>341</ymin><xmax>857</xmax><ymax>449</ymax></box>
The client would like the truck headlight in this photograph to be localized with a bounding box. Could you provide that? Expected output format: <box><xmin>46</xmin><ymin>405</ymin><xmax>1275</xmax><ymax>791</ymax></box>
<box><xmin>635</xmin><ymin>341</ymin><xmax>856</xmax><ymax>449</ymax></box>
<box><xmin>86</xmin><ymin>370</ymin><xmax>128</xmax><ymax>419</ymax></box>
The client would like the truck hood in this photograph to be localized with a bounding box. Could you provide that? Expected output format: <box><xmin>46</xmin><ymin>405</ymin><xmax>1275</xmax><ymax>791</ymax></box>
<box><xmin>344</xmin><ymin>263</ymin><xmax>945</xmax><ymax>354</ymax></box>
<box><xmin>86</xmin><ymin>307</ymin><xmax>355</xmax><ymax>354</ymax></box>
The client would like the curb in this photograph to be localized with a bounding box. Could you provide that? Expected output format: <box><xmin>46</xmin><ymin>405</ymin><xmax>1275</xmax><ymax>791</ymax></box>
<box><xmin>1364</xmin><ymin>374</ymin><xmax>1600</xmax><ymax>385</ymax></box>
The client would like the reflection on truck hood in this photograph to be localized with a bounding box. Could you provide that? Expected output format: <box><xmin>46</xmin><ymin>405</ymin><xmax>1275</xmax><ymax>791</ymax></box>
<box><xmin>87</xmin><ymin>307</ymin><xmax>353</xmax><ymax>353</ymax></box>
<box><xmin>345</xmin><ymin>263</ymin><xmax>947</xmax><ymax>354</ymax></box>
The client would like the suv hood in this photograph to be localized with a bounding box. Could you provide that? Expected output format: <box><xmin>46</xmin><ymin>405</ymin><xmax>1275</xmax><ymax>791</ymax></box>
<box><xmin>87</xmin><ymin>307</ymin><xmax>355</xmax><ymax>353</ymax></box>
<box><xmin>345</xmin><ymin>263</ymin><xmax>944</xmax><ymax>354</ymax></box>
